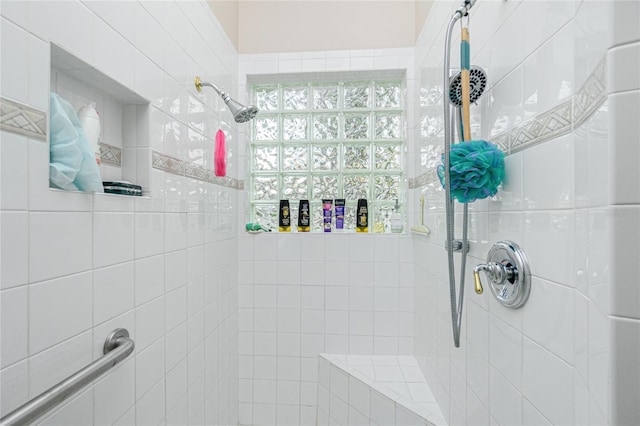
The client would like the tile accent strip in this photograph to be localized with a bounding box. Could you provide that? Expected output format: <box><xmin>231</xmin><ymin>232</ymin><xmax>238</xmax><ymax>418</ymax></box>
<box><xmin>99</xmin><ymin>142</ymin><xmax>122</xmax><ymax>167</ymax></box>
<box><xmin>409</xmin><ymin>56</ymin><xmax>607</xmax><ymax>189</ymax></box>
<box><xmin>0</xmin><ymin>97</ymin><xmax>243</xmax><ymax>189</ymax></box>
<box><xmin>0</xmin><ymin>97</ymin><xmax>47</xmax><ymax>141</ymax></box>
<box><xmin>152</xmin><ymin>150</ymin><xmax>243</xmax><ymax>189</ymax></box>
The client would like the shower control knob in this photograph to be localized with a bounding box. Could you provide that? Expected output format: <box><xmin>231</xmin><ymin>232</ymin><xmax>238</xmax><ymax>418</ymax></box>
<box><xmin>473</xmin><ymin>241</ymin><xmax>532</xmax><ymax>309</ymax></box>
<box><xmin>473</xmin><ymin>261</ymin><xmax>514</xmax><ymax>295</ymax></box>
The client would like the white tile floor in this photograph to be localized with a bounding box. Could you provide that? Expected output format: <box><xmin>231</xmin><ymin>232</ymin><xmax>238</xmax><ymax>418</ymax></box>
<box><xmin>318</xmin><ymin>354</ymin><xmax>446</xmax><ymax>426</ymax></box>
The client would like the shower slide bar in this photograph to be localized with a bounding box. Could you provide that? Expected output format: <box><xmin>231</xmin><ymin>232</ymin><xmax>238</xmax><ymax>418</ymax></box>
<box><xmin>0</xmin><ymin>329</ymin><xmax>134</xmax><ymax>426</ymax></box>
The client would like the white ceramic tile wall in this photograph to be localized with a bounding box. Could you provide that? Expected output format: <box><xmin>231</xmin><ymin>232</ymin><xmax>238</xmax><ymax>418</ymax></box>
<box><xmin>236</xmin><ymin>47</ymin><xmax>416</xmax><ymax>426</ymax></box>
<box><xmin>316</xmin><ymin>354</ymin><xmax>445</xmax><ymax>426</ymax></box>
<box><xmin>0</xmin><ymin>1</ymin><xmax>240</xmax><ymax>425</ymax></box>
<box><xmin>412</xmin><ymin>1</ymin><xmax>639</xmax><ymax>425</ymax></box>
<box><xmin>237</xmin><ymin>231</ymin><xmax>415</xmax><ymax>425</ymax></box>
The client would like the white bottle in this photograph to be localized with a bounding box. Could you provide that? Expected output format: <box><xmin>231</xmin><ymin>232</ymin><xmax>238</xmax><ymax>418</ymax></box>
<box><xmin>78</xmin><ymin>102</ymin><xmax>101</xmax><ymax>165</ymax></box>
<box><xmin>390</xmin><ymin>199</ymin><xmax>403</xmax><ymax>233</ymax></box>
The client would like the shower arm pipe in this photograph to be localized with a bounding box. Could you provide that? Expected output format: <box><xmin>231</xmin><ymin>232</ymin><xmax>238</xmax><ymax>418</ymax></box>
<box><xmin>195</xmin><ymin>77</ymin><xmax>231</xmax><ymax>102</ymax></box>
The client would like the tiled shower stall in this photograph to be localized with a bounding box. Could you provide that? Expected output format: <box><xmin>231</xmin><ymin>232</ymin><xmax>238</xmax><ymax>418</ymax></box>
<box><xmin>1</xmin><ymin>1</ymin><xmax>639</xmax><ymax>425</ymax></box>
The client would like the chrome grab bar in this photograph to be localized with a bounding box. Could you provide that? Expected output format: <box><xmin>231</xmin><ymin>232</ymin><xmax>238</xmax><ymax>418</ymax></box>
<box><xmin>0</xmin><ymin>329</ymin><xmax>135</xmax><ymax>426</ymax></box>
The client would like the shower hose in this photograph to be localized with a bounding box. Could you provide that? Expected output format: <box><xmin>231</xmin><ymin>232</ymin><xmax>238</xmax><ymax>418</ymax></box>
<box><xmin>443</xmin><ymin>8</ymin><xmax>470</xmax><ymax>348</ymax></box>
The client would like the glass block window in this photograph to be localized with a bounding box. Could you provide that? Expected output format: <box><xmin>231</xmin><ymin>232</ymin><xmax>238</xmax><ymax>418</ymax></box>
<box><xmin>250</xmin><ymin>78</ymin><xmax>405</xmax><ymax>232</ymax></box>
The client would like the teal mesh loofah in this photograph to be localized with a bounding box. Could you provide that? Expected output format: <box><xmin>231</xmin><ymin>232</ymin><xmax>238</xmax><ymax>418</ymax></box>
<box><xmin>437</xmin><ymin>140</ymin><xmax>505</xmax><ymax>203</ymax></box>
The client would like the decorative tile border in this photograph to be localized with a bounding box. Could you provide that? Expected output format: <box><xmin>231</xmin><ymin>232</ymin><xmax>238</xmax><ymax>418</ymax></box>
<box><xmin>509</xmin><ymin>97</ymin><xmax>573</xmax><ymax>153</ymax></box>
<box><xmin>409</xmin><ymin>55</ymin><xmax>607</xmax><ymax>188</ymax></box>
<box><xmin>152</xmin><ymin>150</ymin><xmax>242</xmax><ymax>189</ymax></box>
<box><xmin>0</xmin><ymin>97</ymin><xmax>47</xmax><ymax>141</ymax></box>
<box><xmin>573</xmin><ymin>57</ymin><xmax>607</xmax><ymax>128</ymax></box>
<box><xmin>99</xmin><ymin>142</ymin><xmax>122</xmax><ymax>167</ymax></box>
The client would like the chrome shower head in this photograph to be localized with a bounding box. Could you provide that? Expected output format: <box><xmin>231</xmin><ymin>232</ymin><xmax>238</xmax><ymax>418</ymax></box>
<box><xmin>448</xmin><ymin>66</ymin><xmax>487</xmax><ymax>107</ymax></box>
<box><xmin>194</xmin><ymin>76</ymin><xmax>259</xmax><ymax>123</ymax></box>
<box><xmin>226</xmin><ymin>98</ymin><xmax>259</xmax><ymax>123</ymax></box>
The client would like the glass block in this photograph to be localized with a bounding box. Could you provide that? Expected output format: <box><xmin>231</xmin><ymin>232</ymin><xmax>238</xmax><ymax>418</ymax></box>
<box><xmin>344</xmin><ymin>83</ymin><xmax>370</xmax><ymax>109</ymax></box>
<box><xmin>344</xmin><ymin>114</ymin><xmax>370</xmax><ymax>139</ymax></box>
<box><xmin>254</xmin><ymin>204</ymin><xmax>278</xmax><ymax>230</ymax></box>
<box><xmin>282</xmin><ymin>175</ymin><xmax>308</xmax><ymax>200</ymax></box>
<box><xmin>344</xmin><ymin>175</ymin><xmax>369</xmax><ymax>200</ymax></box>
<box><xmin>313</xmin><ymin>87</ymin><xmax>339</xmax><ymax>109</ymax></box>
<box><xmin>375</xmin><ymin>82</ymin><xmax>401</xmax><ymax>108</ymax></box>
<box><xmin>311</xmin><ymin>204</ymin><xmax>324</xmax><ymax>232</ymax></box>
<box><xmin>374</xmin><ymin>175</ymin><xmax>400</xmax><ymax>200</ymax></box>
<box><xmin>253</xmin><ymin>146</ymin><xmax>278</xmax><ymax>171</ymax></box>
<box><xmin>253</xmin><ymin>175</ymin><xmax>279</xmax><ymax>200</ymax></box>
<box><xmin>420</xmin><ymin>144</ymin><xmax>443</xmax><ymax>168</ymax></box>
<box><xmin>375</xmin><ymin>113</ymin><xmax>402</xmax><ymax>139</ymax></box>
<box><xmin>255</xmin><ymin>86</ymin><xmax>279</xmax><ymax>111</ymax></box>
<box><xmin>283</xmin><ymin>115</ymin><xmax>308</xmax><ymax>140</ymax></box>
<box><xmin>420</xmin><ymin>85</ymin><xmax>442</xmax><ymax>107</ymax></box>
<box><xmin>343</xmin><ymin>205</ymin><xmax>356</xmax><ymax>230</ymax></box>
<box><xmin>375</xmin><ymin>145</ymin><xmax>401</xmax><ymax>170</ymax></box>
<box><xmin>421</xmin><ymin>114</ymin><xmax>444</xmax><ymax>139</ymax></box>
<box><xmin>312</xmin><ymin>175</ymin><xmax>339</xmax><ymax>200</ymax></box>
<box><xmin>284</xmin><ymin>87</ymin><xmax>308</xmax><ymax>110</ymax></box>
<box><xmin>283</xmin><ymin>145</ymin><xmax>308</xmax><ymax>170</ymax></box>
<box><xmin>313</xmin><ymin>114</ymin><xmax>339</xmax><ymax>140</ymax></box>
<box><xmin>255</xmin><ymin>116</ymin><xmax>279</xmax><ymax>141</ymax></box>
<box><xmin>343</xmin><ymin>145</ymin><xmax>370</xmax><ymax>170</ymax></box>
<box><xmin>312</xmin><ymin>145</ymin><xmax>339</xmax><ymax>170</ymax></box>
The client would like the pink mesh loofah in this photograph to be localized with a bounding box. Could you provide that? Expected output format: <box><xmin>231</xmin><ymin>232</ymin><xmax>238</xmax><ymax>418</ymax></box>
<box><xmin>215</xmin><ymin>129</ymin><xmax>226</xmax><ymax>177</ymax></box>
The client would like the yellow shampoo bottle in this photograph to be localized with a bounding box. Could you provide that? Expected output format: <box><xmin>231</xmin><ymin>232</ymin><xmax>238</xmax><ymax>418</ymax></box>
<box><xmin>356</xmin><ymin>199</ymin><xmax>368</xmax><ymax>233</ymax></box>
<box><xmin>279</xmin><ymin>200</ymin><xmax>291</xmax><ymax>232</ymax></box>
<box><xmin>297</xmin><ymin>200</ymin><xmax>310</xmax><ymax>232</ymax></box>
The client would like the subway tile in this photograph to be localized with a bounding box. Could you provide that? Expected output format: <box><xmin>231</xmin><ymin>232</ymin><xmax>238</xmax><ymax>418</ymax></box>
<box><xmin>166</xmin><ymin>358</ymin><xmax>188</xmax><ymax>411</ymax></box>
<box><xmin>0</xmin><ymin>286</ymin><xmax>28</xmax><ymax>368</ymax></box>
<box><xmin>135</xmin><ymin>296</ymin><xmax>165</xmax><ymax>351</ymax></box>
<box><xmin>135</xmin><ymin>378</ymin><xmax>165</xmax><ymax>425</ymax></box>
<box><xmin>489</xmin><ymin>367</ymin><xmax>523</xmax><ymax>426</ymax></box>
<box><xmin>276</xmin><ymin>380</ymin><xmax>300</xmax><ymax>405</ymax></box>
<box><xmin>489</xmin><ymin>315</ymin><xmax>523</xmax><ymax>391</ymax></box>
<box><xmin>609</xmin><ymin>91</ymin><xmax>640</xmax><ymax>204</ymax></box>
<box><xmin>0</xmin><ymin>360</ymin><xmax>29</xmax><ymax>417</ymax></box>
<box><xmin>135</xmin><ymin>338</ymin><xmax>164</xmax><ymax>401</ymax></box>
<box><xmin>610</xmin><ymin>317</ymin><xmax>640</xmax><ymax>425</ymax></box>
<box><xmin>612</xmin><ymin>0</ymin><xmax>640</xmax><ymax>46</ymax></box>
<box><xmin>522</xmin><ymin>278</ymin><xmax>574</xmax><ymax>363</ymax></box>
<box><xmin>0</xmin><ymin>211</ymin><xmax>28</xmax><ymax>289</ymax></box>
<box><xmin>0</xmin><ymin>132</ymin><xmax>29</xmax><ymax>210</ymax></box>
<box><xmin>93</xmin><ymin>262</ymin><xmax>135</xmax><ymax>326</ymax></box>
<box><xmin>165</xmin><ymin>249</ymin><xmax>187</xmax><ymax>292</ymax></box>
<box><xmin>609</xmin><ymin>206</ymin><xmax>640</xmax><ymax>318</ymax></box>
<box><xmin>608</xmin><ymin>42</ymin><xmax>640</xmax><ymax>93</ymax></box>
<box><xmin>39</xmin><ymin>387</ymin><xmax>93</xmax><ymax>426</ymax></box>
<box><xmin>135</xmin><ymin>255</ymin><xmax>165</xmax><ymax>306</ymax></box>
<box><xmin>0</xmin><ymin>18</ymin><xmax>28</xmax><ymax>103</ymax></box>
<box><xmin>134</xmin><ymin>212</ymin><xmax>164</xmax><ymax>259</ymax></box>
<box><xmin>29</xmin><ymin>272</ymin><xmax>92</xmax><ymax>355</ymax></box>
<box><xmin>93</xmin><ymin>212</ymin><xmax>135</xmax><ymax>269</ymax></box>
<box><xmin>523</xmin><ymin>338</ymin><xmax>574</xmax><ymax>425</ymax></box>
<box><xmin>30</xmin><ymin>212</ymin><xmax>93</xmax><ymax>282</ymax></box>
<box><xmin>523</xmin><ymin>211</ymin><xmax>575</xmax><ymax>286</ymax></box>
<box><xmin>523</xmin><ymin>134</ymin><xmax>574</xmax><ymax>210</ymax></box>
<box><xmin>29</xmin><ymin>331</ymin><xmax>93</xmax><ymax>398</ymax></box>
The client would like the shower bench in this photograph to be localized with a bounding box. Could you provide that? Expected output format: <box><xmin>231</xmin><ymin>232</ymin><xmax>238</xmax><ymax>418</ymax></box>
<box><xmin>316</xmin><ymin>354</ymin><xmax>446</xmax><ymax>426</ymax></box>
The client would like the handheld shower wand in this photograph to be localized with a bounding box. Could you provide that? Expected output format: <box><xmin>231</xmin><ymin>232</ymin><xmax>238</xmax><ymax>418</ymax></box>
<box><xmin>194</xmin><ymin>76</ymin><xmax>259</xmax><ymax>123</ymax></box>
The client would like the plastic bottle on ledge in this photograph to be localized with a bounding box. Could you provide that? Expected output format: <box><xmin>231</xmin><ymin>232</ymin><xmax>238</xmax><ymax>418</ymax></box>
<box><xmin>77</xmin><ymin>102</ymin><xmax>101</xmax><ymax>165</ymax></box>
<box><xmin>390</xmin><ymin>199</ymin><xmax>403</xmax><ymax>233</ymax></box>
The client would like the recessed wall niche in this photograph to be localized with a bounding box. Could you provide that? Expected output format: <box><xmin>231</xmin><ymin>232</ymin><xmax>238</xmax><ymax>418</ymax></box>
<box><xmin>49</xmin><ymin>43</ymin><xmax>151</xmax><ymax>195</ymax></box>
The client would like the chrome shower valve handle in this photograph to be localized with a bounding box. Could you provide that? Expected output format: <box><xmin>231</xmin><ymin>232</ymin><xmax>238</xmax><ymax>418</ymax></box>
<box><xmin>473</xmin><ymin>241</ymin><xmax>532</xmax><ymax>309</ymax></box>
<box><xmin>473</xmin><ymin>261</ymin><xmax>515</xmax><ymax>295</ymax></box>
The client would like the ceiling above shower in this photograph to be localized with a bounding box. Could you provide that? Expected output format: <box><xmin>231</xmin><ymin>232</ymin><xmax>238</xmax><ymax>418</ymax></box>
<box><xmin>206</xmin><ymin>1</ymin><xmax>434</xmax><ymax>54</ymax></box>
